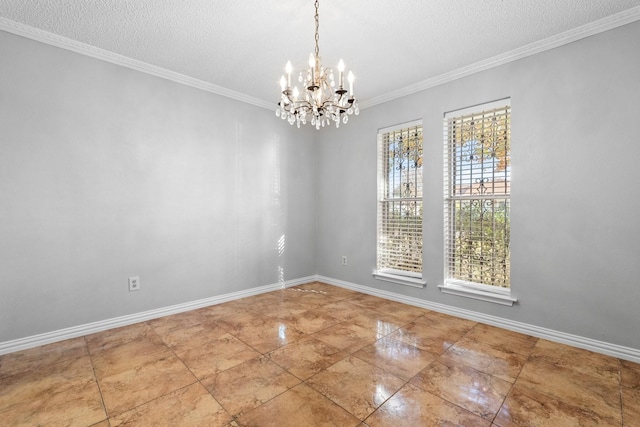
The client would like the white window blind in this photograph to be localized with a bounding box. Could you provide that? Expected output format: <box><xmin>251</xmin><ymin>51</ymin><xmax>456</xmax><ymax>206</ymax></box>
<box><xmin>377</xmin><ymin>121</ymin><xmax>423</xmax><ymax>278</ymax></box>
<box><xmin>444</xmin><ymin>101</ymin><xmax>511</xmax><ymax>289</ymax></box>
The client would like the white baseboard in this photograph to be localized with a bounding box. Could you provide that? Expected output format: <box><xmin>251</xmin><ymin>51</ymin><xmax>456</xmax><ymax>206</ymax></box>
<box><xmin>3</xmin><ymin>274</ymin><xmax>638</xmax><ymax>364</ymax></box>
<box><xmin>0</xmin><ymin>276</ymin><xmax>314</xmax><ymax>356</ymax></box>
<box><xmin>315</xmin><ymin>275</ymin><xmax>640</xmax><ymax>364</ymax></box>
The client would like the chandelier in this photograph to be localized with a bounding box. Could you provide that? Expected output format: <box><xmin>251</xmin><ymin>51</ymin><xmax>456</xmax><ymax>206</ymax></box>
<box><xmin>276</xmin><ymin>0</ymin><xmax>359</xmax><ymax>129</ymax></box>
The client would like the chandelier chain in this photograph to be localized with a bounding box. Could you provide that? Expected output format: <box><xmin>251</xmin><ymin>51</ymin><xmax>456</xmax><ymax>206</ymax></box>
<box><xmin>314</xmin><ymin>0</ymin><xmax>320</xmax><ymax>57</ymax></box>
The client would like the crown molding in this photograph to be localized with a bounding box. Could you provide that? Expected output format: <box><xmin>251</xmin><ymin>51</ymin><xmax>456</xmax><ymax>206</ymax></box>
<box><xmin>2</xmin><ymin>6</ymin><xmax>640</xmax><ymax>112</ymax></box>
<box><xmin>0</xmin><ymin>17</ymin><xmax>274</xmax><ymax>110</ymax></box>
<box><xmin>360</xmin><ymin>5</ymin><xmax>640</xmax><ymax>109</ymax></box>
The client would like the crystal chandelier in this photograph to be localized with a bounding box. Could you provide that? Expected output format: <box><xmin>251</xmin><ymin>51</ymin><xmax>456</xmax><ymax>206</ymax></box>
<box><xmin>276</xmin><ymin>0</ymin><xmax>359</xmax><ymax>129</ymax></box>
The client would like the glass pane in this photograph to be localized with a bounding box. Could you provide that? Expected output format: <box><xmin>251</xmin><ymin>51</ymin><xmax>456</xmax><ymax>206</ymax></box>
<box><xmin>378</xmin><ymin>124</ymin><xmax>423</xmax><ymax>274</ymax></box>
<box><xmin>379</xmin><ymin>200</ymin><xmax>423</xmax><ymax>272</ymax></box>
<box><xmin>449</xmin><ymin>108</ymin><xmax>510</xmax><ymax>197</ymax></box>
<box><xmin>446</xmin><ymin>105</ymin><xmax>510</xmax><ymax>288</ymax></box>
<box><xmin>449</xmin><ymin>199</ymin><xmax>510</xmax><ymax>287</ymax></box>
<box><xmin>385</xmin><ymin>126</ymin><xmax>423</xmax><ymax>199</ymax></box>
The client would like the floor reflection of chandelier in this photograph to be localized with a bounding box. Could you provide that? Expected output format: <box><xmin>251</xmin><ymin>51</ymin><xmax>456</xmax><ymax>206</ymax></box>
<box><xmin>276</xmin><ymin>0</ymin><xmax>359</xmax><ymax>129</ymax></box>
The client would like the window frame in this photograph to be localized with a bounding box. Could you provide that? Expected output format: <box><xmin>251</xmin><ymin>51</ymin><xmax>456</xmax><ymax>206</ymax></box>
<box><xmin>440</xmin><ymin>99</ymin><xmax>516</xmax><ymax>305</ymax></box>
<box><xmin>373</xmin><ymin>119</ymin><xmax>426</xmax><ymax>288</ymax></box>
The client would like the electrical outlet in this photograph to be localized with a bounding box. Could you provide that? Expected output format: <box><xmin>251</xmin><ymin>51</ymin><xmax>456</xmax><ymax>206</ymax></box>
<box><xmin>128</xmin><ymin>276</ymin><xmax>140</xmax><ymax>292</ymax></box>
<box><xmin>341</xmin><ymin>256</ymin><xmax>348</xmax><ymax>266</ymax></box>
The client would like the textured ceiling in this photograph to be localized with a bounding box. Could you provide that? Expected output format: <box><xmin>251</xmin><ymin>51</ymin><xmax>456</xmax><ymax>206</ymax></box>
<box><xmin>2</xmin><ymin>0</ymin><xmax>640</xmax><ymax>108</ymax></box>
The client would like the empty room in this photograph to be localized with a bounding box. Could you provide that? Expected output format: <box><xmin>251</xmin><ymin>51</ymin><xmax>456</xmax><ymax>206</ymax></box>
<box><xmin>1</xmin><ymin>1</ymin><xmax>639</xmax><ymax>426</ymax></box>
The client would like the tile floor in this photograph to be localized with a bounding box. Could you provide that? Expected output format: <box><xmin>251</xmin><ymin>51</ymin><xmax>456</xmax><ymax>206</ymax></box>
<box><xmin>1</xmin><ymin>281</ymin><xmax>638</xmax><ymax>426</ymax></box>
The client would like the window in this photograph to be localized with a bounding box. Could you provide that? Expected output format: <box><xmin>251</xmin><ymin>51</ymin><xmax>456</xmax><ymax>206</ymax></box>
<box><xmin>374</xmin><ymin>120</ymin><xmax>425</xmax><ymax>288</ymax></box>
<box><xmin>441</xmin><ymin>100</ymin><xmax>516</xmax><ymax>305</ymax></box>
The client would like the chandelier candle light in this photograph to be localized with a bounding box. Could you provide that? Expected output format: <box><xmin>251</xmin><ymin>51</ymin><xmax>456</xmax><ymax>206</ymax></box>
<box><xmin>276</xmin><ymin>0</ymin><xmax>359</xmax><ymax>129</ymax></box>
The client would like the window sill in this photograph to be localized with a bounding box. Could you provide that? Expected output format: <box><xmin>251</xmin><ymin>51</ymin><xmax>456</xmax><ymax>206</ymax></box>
<box><xmin>373</xmin><ymin>271</ymin><xmax>426</xmax><ymax>288</ymax></box>
<box><xmin>438</xmin><ymin>281</ymin><xmax>517</xmax><ymax>306</ymax></box>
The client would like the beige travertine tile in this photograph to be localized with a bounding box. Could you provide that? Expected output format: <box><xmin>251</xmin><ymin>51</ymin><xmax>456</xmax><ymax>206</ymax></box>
<box><xmin>235</xmin><ymin>383</ymin><xmax>361</xmax><ymax>427</ymax></box>
<box><xmin>320</xmin><ymin>300</ymin><xmax>369</xmax><ymax>321</ymax></box>
<box><xmin>365</xmin><ymin>383</ymin><xmax>490</xmax><ymax>427</ymax></box>
<box><xmin>290</xmin><ymin>289</ymin><xmax>342</xmax><ymax>308</ymax></box>
<box><xmin>440</xmin><ymin>339</ymin><xmax>528</xmax><ymax>382</ymax></box>
<box><xmin>622</xmin><ymin>386</ymin><xmax>640</xmax><ymax>426</ymax></box>
<box><xmin>195</xmin><ymin>301</ymin><xmax>249</xmax><ymax>320</ymax></box>
<box><xmin>413</xmin><ymin>311</ymin><xmax>477</xmax><ymax>335</ymax></box>
<box><xmin>462</xmin><ymin>323</ymin><xmax>538</xmax><ymax>355</ymax></box>
<box><xmin>217</xmin><ymin>310</ymin><xmax>307</xmax><ymax>353</ymax></box>
<box><xmin>388</xmin><ymin>321</ymin><xmax>465</xmax><ymax>355</ymax></box>
<box><xmin>495</xmin><ymin>385</ymin><xmax>619</xmax><ymax>426</ymax></box>
<box><xmin>238</xmin><ymin>291</ymin><xmax>288</xmax><ymax>307</ymax></box>
<box><xmin>201</xmin><ymin>355</ymin><xmax>300</xmax><ymax>418</ymax></box>
<box><xmin>214</xmin><ymin>297</ymin><xmax>252</xmax><ymax>310</ymax></box>
<box><xmin>153</xmin><ymin>322</ymin><xmax>228</xmax><ymax>354</ymax></box>
<box><xmin>275</xmin><ymin>308</ymin><xmax>341</xmax><ymax>334</ymax></box>
<box><xmin>216</xmin><ymin>310</ymin><xmax>264</xmax><ymax>334</ymax></box>
<box><xmin>0</xmin><ymin>379</ymin><xmax>106</xmax><ymax>427</ymax></box>
<box><xmin>354</xmin><ymin>337</ymin><xmax>436</xmax><ymax>381</ymax></box>
<box><xmin>239</xmin><ymin>319</ymin><xmax>306</xmax><ymax>353</ymax></box>
<box><xmin>146</xmin><ymin>310</ymin><xmax>207</xmax><ymax>334</ymax></box>
<box><xmin>0</xmin><ymin>355</ymin><xmax>106</xmax><ymax>426</ymax></box>
<box><xmin>350</xmin><ymin>310</ymin><xmax>410</xmax><ymax>336</ymax></box>
<box><xmin>517</xmin><ymin>356</ymin><xmax>621</xmax><ymax>424</ymax></box>
<box><xmin>410</xmin><ymin>361</ymin><xmax>511</xmax><ymax>420</ymax></box>
<box><xmin>109</xmin><ymin>383</ymin><xmax>230</xmax><ymax>427</ymax></box>
<box><xmin>0</xmin><ymin>337</ymin><xmax>88</xmax><ymax>378</ymax></box>
<box><xmin>307</xmin><ymin>356</ymin><xmax>405</xmax><ymax>420</ymax></box>
<box><xmin>291</xmin><ymin>281</ymin><xmax>361</xmax><ymax>300</ymax></box>
<box><xmin>621</xmin><ymin>359</ymin><xmax>640</xmax><ymax>390</ymax></box>
<box><xmin>177</xmin><ymin>333</ymin><xmax>260</xmax><ymax>379</ymax></box>
<box><xmin>289</xmin><ymin>281</ymin><xmax>328</xmax><ymax>292</ymax></box>
<box><xmin>268</xmin><ymin>336</ymin><xmax>347</xmax><ymax>380</ymax></box>
<box><xmin>295</xmin><ymin>282</ymin><xmax>363</xmax><ymax>300</ymax></box>
<box><xmin>374</xmin><ymin>300</ymin><xmax>430</xmax><ymax>324</ymax></box>
<box><xmin>252</xmin><ymin>300</ymin><xmax>309</xmax><ymax>319</ymax></box>
<box><xmin>85</xmin><ymin>322</ymin><xmax>156</xmax><ymax>354</ymax></box>
<box><xmin>311</xmin><ymin>322</ymin><xmax>380</xmax><ymax>353</ymax></box>
<box><xmin>528</xmin><ymin>339</ymin><xmax>620</xmax><ymax>385</ymax></box>
<box><xmin>98</xmin><ymin>355</ymin><xmax>197</xmax><ymax>416</ymax></box>
<box><xmin>0</xmin><ymin>282</ymin><xmax>633</xmax><ymax>426</ymax></box>
<box><xmin>90</xmin><ymin>336</ymin><xmax>170</xmax><ymax>379</ymax></box>
<box><xmin>0</xmin><ymin>355</ymin><xmax>95</xmax><ymax>407</ymax></box>
<box><xmin>349</xmin><ymin>293</ymin><xmax>392</xmax><ymax>311</ymax></box>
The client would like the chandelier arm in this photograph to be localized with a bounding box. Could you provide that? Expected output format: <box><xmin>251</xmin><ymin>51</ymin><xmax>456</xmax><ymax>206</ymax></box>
<box><xmin>293</xmin><ymin>100</ymin><xmax>315</xmax><ymax>109</ymax></box>
<box><xmin>319</xmin><ymin>99</ymin><xmax>350</xmax><ymax>110</ymax></box>
<box><xmin>281</xmin><ymin>100</ymin><xmax>315</xmax><ymax>111</ymax></box>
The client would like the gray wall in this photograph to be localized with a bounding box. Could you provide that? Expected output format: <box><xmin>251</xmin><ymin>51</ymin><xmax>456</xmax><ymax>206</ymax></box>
<box><xmin>316</xmin><ymin>21</ymin><xmax>640</xmax><ymax>350</ymax></box>
<box><xmin>2</xmin><ymin>20</ymin><xmax>639</xmax><ymax>351</ymax></box>
<box><xmin>0</xmin><ymin>31</ymin><xmax>316</xmax><ymax>342</ymax></box>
